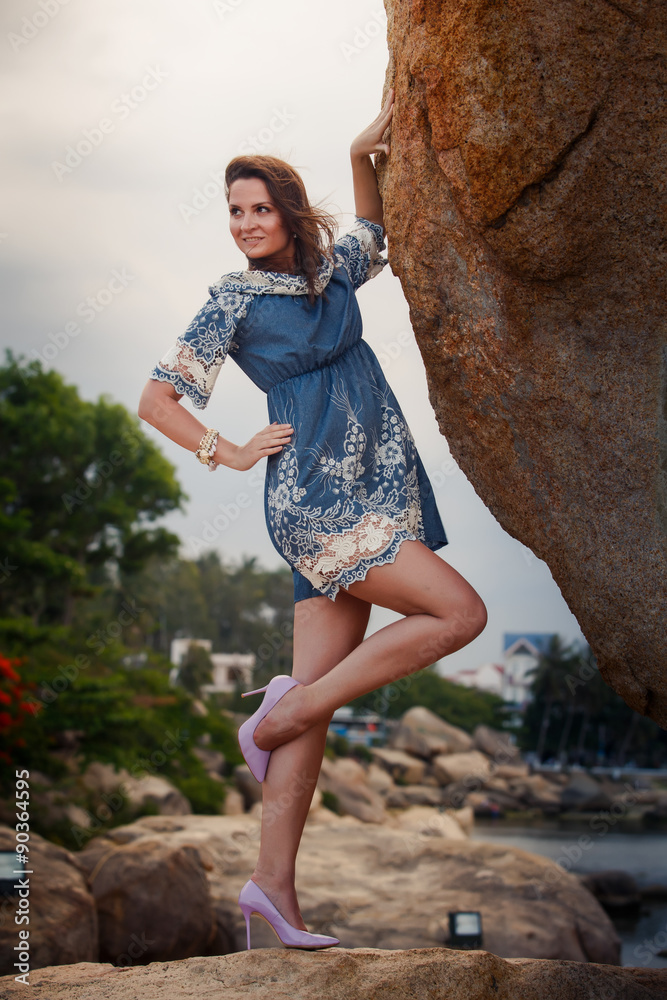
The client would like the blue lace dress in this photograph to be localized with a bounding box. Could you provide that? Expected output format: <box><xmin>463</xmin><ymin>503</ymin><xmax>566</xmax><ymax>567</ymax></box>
<box><xmin>150</xmin><ymin>216</ymin><xmax>447</xmax><ymax>602</ymax></box>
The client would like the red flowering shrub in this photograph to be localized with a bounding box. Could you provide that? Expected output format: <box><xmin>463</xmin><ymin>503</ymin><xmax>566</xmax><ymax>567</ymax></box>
<box><xmin>0</xmin><ymin>655</ymin><xmax>38</xmax><ymax>764</ymax></box>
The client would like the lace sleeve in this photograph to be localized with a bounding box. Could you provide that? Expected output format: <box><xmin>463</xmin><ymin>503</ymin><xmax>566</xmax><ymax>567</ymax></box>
<box><xmin>333</xmin><ymin>216</ymin><xmax>389</xmax><ymax>291</ymax></box>
<box><xmin>149</xmin><ymin>289</ymin><xmax>250</xmax><ymax>410</ymax></box>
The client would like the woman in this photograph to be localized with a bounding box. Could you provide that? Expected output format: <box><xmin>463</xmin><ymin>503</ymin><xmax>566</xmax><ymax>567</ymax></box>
<box><xmin>138</xmin><ymin>89</ymin><xmax>487</xmax><ymax>950</ymax></box>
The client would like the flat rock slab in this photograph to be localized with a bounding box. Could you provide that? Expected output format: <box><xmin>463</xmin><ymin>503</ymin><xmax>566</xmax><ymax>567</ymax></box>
<box><xmin>1</xmin><ymin>949</ymin><xmax>666</xmax><ymax>1000</ymax></box>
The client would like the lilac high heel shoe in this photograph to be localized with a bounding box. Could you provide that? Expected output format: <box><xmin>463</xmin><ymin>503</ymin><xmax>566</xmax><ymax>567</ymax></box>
<box><xmin>238</xmin><ymin>674</ymin><xmax>301</xmax><ymax>782</ymax></box>
<box><xmin>238</xmin><ymin>879</ymin><xmax>339</xmax><ymax>950</ymax></box>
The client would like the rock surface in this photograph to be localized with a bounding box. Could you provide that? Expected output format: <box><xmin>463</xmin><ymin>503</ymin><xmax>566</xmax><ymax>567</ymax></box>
<box><xmin>377</xmin><ymin>0</ymin><xmax>667</xmax><ymax>725</ymax></box>
<box><xmin>433</xmin><ymin>750</ymin><xmax>492</xmax><ymax>786</ymax></box>
<box><xmin>2</xmin><ymin>948</ymin><xmax>666</xmax><ymax>1000</ymax></box>
<box><xmin>388</xmin><ymin>706</ymin><xmax>473</xmax><ymax>757</ymax></box>
<box><xmin>71</xmin><ymin>812</ymin><xmax>620</xmax><ymax>963</ymax></box>
<box><xmin>81</xmin><ymin>761</ymin><xmax>192</xmax><ymax>816</ymax></box>
<box><xmin>318</xmin><ymin>756</ymin><xmax>387</xmax><ymax>823</ymax></box>
<box><xmin>77</xmin><ymin>833</ymin><xmax>216</xmax><ymax>963</ymax></box>
<box><xmin>0</xmin><ymin>825</ymin><xmax>97</xmax><ymax>976</ymax></box>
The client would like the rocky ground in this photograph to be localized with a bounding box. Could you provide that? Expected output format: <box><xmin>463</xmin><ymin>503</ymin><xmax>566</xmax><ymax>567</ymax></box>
<box><xmin>2</xmin><ymin>706</ymin><xmax>665</xmax><ymax>978</ymax></box>
<box><xmin>2</xmin><ymin>948</ymin><xmax>667</xmax><ymax>1000</ymax></box>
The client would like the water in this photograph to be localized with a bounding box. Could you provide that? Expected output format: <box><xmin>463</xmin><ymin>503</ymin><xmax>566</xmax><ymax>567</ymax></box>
<box><xmin>471</xmin><ymin>821</ymin><xmax>667</xmax><ymax>969</ymax></box>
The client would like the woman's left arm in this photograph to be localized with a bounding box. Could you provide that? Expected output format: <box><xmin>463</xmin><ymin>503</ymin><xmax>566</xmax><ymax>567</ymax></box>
<box><xmin>349</xmin><ymin>89</ymin><xmax>394</xmax><ymax>230</ymax></box>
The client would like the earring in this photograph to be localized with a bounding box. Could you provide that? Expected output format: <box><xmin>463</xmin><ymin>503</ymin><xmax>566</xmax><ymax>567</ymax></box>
<box><xmin>293</xmin><ymin>233</ymin><xmax>298</xmax><ymax>238</ymax></box>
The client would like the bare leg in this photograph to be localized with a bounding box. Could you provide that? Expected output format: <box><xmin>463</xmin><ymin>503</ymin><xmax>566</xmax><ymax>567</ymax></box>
<box><xmin>249</xmin><ymin>589</ymin><xmax>371</xmax><ymax>930</ymax></box>
<box><xmin>254</xmin><ymin>540</ymin><xmax>487</xmax><ymax>751</ymax></box>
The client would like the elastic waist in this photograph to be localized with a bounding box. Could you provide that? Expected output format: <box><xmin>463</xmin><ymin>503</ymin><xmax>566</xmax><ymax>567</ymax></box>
<box><xmin>268</xmin><ymin>339</ymin><xmax>365</xmax><ymax>391</ymax></box>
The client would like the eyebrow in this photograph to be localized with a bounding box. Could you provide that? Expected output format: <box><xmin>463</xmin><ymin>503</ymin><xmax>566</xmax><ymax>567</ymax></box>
<box><xmin>228</xmin><ymin>200</ymin><xmax>273</xmax><ymax>209</ymax></box>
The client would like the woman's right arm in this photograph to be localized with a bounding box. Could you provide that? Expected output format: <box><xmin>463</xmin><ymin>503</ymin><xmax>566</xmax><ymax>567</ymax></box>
<box><xmin>137</xmin><ymin>379</ymin><xmax>292</xmax><ymax>472</ymax></box>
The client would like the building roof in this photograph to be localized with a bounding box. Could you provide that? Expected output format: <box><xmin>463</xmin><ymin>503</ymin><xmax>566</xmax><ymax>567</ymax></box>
<box><xmin>503</xmin><ymin>633</ymin><xmax>556</xmax><ymax>657</ymax></box>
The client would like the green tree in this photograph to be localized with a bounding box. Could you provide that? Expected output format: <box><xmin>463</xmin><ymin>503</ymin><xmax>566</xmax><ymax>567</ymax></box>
<box><xmin>0</xmin><ymin>352</ymin><xmax>185</xmax><ymax>627</ymax></box>
<box><xmin>518</xmin><ymin>638</ymin><xmax>667</xmax><ymax>766</ymax></box>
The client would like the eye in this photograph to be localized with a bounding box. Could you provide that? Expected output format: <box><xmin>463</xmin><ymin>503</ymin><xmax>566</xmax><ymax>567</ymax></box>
<box><xmin>257</xmin><ymin>205</ymin><xmax>270</xmax><ymax>213</ymax></box>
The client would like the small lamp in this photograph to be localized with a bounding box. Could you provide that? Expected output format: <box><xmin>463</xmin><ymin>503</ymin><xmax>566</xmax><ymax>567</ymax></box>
<box><xmin>448</xmin><ymin>910</ymin><xmax>483</xmax><ymax>949</ymax></box>
<box><xmin>0</xmin><ymin>851</ymin><xmax>17</xmax><ymax>896</ymax></box>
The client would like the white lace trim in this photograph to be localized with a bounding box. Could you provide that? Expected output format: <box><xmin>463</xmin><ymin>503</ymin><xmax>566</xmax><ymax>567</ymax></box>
<box><xmin>295</xmin><ymin>513</ymin><xmax>419</xmax><ymax>601</ymax></box>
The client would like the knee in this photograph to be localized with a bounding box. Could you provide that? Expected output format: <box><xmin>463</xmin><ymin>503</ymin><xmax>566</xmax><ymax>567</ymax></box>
<box><xmin>433</xmin><ymin>591</ymin><xmax>487</xmax><ymax>654</ymax></box>
<box><xmin>465</xmin><ymin>593</ymin><xmax>488</xmax><ymax>642</ymax></box>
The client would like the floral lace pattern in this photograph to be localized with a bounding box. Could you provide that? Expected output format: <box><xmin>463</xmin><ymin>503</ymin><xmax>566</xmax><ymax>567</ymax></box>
<box><xmin>333</xmin><ymin>217</ymin><xmax>389</xmax><ymax>290</ymax></box>
<box><xmin>267</xmin><ymin>384</ymin><xmax>425</xmax><ymax>600</ymax></box>
<box><xmin>150</xmin><ymin>292</ymin><xmax>249</xmax><ymax>409</ymax></box>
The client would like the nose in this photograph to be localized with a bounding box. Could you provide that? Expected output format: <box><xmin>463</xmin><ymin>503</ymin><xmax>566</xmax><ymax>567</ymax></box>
<box><xmin>239</xmin><ymin>212</ymin><xmax>257</xmax><ymax>233</ymax></box>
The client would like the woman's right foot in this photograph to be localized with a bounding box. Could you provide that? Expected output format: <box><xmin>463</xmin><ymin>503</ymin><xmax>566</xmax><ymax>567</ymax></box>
<box><xmin>250</xmin><ymin>873</ymin><xmax>307</xmax><ymax>931</ymax></box>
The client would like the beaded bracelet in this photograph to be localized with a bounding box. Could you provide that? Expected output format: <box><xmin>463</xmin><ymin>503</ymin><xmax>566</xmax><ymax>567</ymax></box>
<box><xmin>195</xmin><ymin>428</ymin><xmax>219</xmax><ymax>471</ymax></box>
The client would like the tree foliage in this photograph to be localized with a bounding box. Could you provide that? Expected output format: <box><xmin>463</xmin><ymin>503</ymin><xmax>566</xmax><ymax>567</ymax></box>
<box><xmin>0</xmin><ymin>351</ymin><xmax>185</xmax><ymax>625</ymax></box>
<box><xmin>348</xmin><ymin>664</ymin><xmax>507</xmax><ymax>732</ymax></box>
<box><xmin>518</xmin><ymin>637</ymin><xmax>667</xmax><ymax>766</ymax></box>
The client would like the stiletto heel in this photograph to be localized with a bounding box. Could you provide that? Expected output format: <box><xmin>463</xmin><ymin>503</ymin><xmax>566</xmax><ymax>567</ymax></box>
<box><xmin>238</xmin><ymin>674</ymin><xmax>302</xmax><ymax>782</ymax></box>
<box><xmin>240</xmin><ymin>902</ymin><xmax>253</xmax><ymax>949</ymax></box>
<box><xmin>241</xmin><ymin>684</ymin><xmax>269</xmax><ymax>698</ymax></box>
<box><xmin>238</xmin><ymin>879</ymin><xmax>339</xmax><ymax>950</ymax></box>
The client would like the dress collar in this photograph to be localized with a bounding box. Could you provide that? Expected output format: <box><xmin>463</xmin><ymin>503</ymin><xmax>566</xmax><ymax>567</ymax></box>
<box><xmin>209</xmin><ymin>256</ymin><xmax>334</xmax><ymax>299</ymax></box>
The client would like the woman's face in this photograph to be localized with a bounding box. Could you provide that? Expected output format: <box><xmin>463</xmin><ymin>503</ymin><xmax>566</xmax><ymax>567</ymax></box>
<box><xmin>228</xmin><ymin>177</ymin><xmax>295</xmax><ymax>268</ymax></box>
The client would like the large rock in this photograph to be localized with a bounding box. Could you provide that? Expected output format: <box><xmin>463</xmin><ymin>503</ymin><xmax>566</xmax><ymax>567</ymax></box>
<box><xmin>377</xmin><ymin>2</ymin><xmax>667</xmax><ymax>725</ymax></box>
<box><xmin>432</xmin><ymin>750</ymin><xmax>492</xmax><ymax>786</ymax></box>
<box><xmin>579</xmin><ymin>869</ymin><xmax>642</xmax><ymax>910</ymax></box>
<box><xmin>474</xmin><ymin>725</ymin><xmax>521</xmax><ymax>764</ymax></box>
<box><xmin>385</xmin><ymin>784</ymin><xmax>444</xmax><ymax>808</ymax></box>
<box><xmin>317</xmin><ymin>756</ymin><xmax>387</xmax><ymax>824</ymax></box>
<box><xmin>559</xmin><ymin>772</ymin><xmax>614</xmax><ymax>811</ymax></box>
<box><xmin>77</xmin><ymin>832</ymin><xmax>216</xmax><ymax>964</ymax></box>
<box><xmin>370</xmin><ymin>747</ymin><xmax>427</xmax><ymax>785</ymax></box>
<box><xmin>389</xmin><ymin>706</ymin><xmax>473</xmax><ymax>757</ymax></box>
<box><xmin>506</xmin><ymin>774</ymin><xmax>564</xmax><ymax>812</ymax></box>
<box><xmin>0</xmin><ymin>825</ymin><xmax>97</xmax><ymax>975</ymax></box>
<box><xmin>80</xmin><ymin>761</ymin><xmax>191</xmax><ymax>816</ymax></box>
<box><xmin>69</xmin><ymin>812</ymin><xmax>621</xmax><ymax>962</ymax></box>
<box><xmin>2</xmin><ymin>948</ymin><xmax>666</xmax><ymax>1000</ymax></box>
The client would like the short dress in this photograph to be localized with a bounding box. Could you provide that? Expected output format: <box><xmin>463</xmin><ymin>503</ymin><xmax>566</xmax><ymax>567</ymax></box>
<box><xmin>150</xmin><ymin>216</ymin><xmax>447</xmax><ymax>602</ymax></box>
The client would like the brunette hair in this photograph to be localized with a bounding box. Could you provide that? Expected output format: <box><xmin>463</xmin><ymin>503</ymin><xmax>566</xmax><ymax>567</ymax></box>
<box><xmin>224</xmin><ymin>155</ymin><xmax>338</xmax><ymax>303</ymax></box>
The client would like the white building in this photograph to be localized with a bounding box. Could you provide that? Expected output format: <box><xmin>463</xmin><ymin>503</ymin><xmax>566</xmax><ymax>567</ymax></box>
<box><xmin>447</xmin><ymin>662</ymin><xmax>505</xmax><ymax>697</ymax></box>
<box><xmin>502</xmin><ymin>633</ymin><xmax>556</xmax><ymax>707</ymax></box>
<box><xmin>448</xmin><ymin>633</ymin><xmax>556</xmax><ymax>708</ymax></box>
<box><xmin>169</xmin><ymin>638</ymin><xmax>254</xmax><ymax>694</ymax></box>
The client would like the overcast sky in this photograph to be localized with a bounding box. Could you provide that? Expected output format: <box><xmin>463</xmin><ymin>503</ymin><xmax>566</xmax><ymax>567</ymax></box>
<box><xmin>1</xmin><ymin>0</ymin><xmax>586</xmax><ymax>675</ymax></box>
